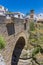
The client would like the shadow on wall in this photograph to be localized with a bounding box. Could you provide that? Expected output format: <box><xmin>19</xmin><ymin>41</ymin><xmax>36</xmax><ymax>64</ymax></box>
<box><xmin>11</xmin><ymin>37</ymin><xmax>25</xmax><ymax>65</ymax></box>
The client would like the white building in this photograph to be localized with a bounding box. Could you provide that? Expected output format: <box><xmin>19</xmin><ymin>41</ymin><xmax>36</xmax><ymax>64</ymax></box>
<box><xmin>0</xmin><ymin>5</ymin><xmax>8</xmax><ymax>16</ymax></box>
<box><xmin>0</xmin><ymin>5</ymin><xmax>25</xmax><ymax>19</ymax></box>
<box><xmin>13</xmin><ymin>12</ymin><xmax>25</xmax><ymax>19</ymax></box>
<box><xmin>0</xmin><ymin>5</ymin><xmax>8</xmax><ymax>23</ymax></box>
<box><xmin>6</xmin><ymin>12</ymin><xmax>25</xmax><ymax>19</ymax></box>
<box><xmin>37</xmin><ymin>13</ymin><xmax>43</xmax><ymax>20</ymax></box>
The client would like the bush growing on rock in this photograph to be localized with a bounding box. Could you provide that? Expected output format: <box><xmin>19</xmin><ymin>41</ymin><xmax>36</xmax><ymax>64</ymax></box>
<box><xmin>29</xmin><ymin>21</ymin><xmax>35</xmax><ymax>31</ymax></box>
<box><xmin>0</xmin><ymin>36</ymin><xmax>6</xmax><ymax>49</ymax></box>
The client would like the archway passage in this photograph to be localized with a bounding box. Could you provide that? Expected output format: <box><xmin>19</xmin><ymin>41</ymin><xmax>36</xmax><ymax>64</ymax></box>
<box><xmin>11</xmin><ymin>37</ymin><xmax>25</xmax><ymax>65</ymax></box>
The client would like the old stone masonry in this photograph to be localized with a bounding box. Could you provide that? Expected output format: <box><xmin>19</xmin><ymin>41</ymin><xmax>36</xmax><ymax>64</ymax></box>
<box><xmin>0</xmin><ymin>14</ymin><xmax>29</xmax><ymax>65</ymax></box>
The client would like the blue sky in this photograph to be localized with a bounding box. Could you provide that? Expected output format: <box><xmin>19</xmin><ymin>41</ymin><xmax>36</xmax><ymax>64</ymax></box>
<box><xmin>0</xmin><ymin>0</ymin><xmax>43</xmax><ymax>14</ymax></box>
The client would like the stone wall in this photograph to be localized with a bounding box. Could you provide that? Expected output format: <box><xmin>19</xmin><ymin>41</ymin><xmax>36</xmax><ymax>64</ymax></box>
<box><xmin>14</xmin><ymin>18</ymin><xmax>24</xmax><ymax>35</ymax></box>
<box><xmin>0</xmin><ymin>17</ymin><xmax>29</xmax><ymax>65</ymax></box>
<box><xmin>0</xmin><ymin>17</ymin><xmax>29</xmax><ymax>42</ymax></box>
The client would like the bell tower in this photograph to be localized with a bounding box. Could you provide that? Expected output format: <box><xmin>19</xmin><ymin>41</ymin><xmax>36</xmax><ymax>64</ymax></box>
<box><xmin>30</xmin><ymin>10</ymin><xmax>34</xmax><ymax>19</ymax></box>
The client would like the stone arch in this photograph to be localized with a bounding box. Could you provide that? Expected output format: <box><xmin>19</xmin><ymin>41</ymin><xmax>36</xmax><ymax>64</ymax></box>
<box><xmin>11</xmin><ymin>36</ymin><xmax>26</xmax><ymax>65</ymax></box>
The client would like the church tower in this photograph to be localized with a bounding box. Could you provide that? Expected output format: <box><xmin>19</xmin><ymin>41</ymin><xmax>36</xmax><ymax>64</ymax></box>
<box><xmin>30</xmin><ymin>10</ymin><xmax>34</xmax><ymax>19</ymax></box>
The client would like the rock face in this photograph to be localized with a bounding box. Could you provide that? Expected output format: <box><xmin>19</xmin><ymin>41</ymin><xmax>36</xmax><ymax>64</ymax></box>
<box><xmin>0</xmin><ymin>54</ymin><xmax>6</xmax><ymax>65</ymax></box>
<box><xmin>18</xmin><ymin>49</ymin><xmax>33</xmax><ymax>65</ymax></box>
<box><xmin>20</xmin><ymin>48</ymin><xmax>34</xmax><ymax>59</ymax></box>
<box><xmin>18</xmin><ymin>59</ymin><xmax>32</xmax><ymax>65</ymax></box>
<box><xmin>35</xmin><ymin>53</ymin><xmax>43</xmax><ymax>65</ymax></box>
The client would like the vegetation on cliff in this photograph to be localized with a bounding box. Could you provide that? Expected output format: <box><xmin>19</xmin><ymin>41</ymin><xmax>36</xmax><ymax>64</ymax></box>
<box><xmin>29</xmin><ymin>21</ymin><xmax>43</xmax><ymax>65</ymax></box>
<box><xmin>24</xmin><ymin>20</ymin><xmax>43</xmax><ymax>65</ymax></box>
<box><xmin>0</xmin><ymin>36</ymin><xmax>6</xmax><ymax>49</ymax></box>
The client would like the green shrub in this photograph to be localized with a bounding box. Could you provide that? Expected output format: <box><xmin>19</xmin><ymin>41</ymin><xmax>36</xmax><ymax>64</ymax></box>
<box><xmin>29</xmin><ymin>21</ymin><xmax>35</xmax><ymax>31</ymax></box>
<box><xmin>31</xmin><ymin>38</ymin><xmax>36</xmax><ymax>42</ymax></box>
<box><xmin>0</xmin><ymin>36</ymin><xmax>6</xmax><ymax>49</ymax></box>
<box><xmin>40</xmin><ymin>47</ymin><xmax>43</xmax><ymax>53</ymax></box>
<box><xmin>32</xmin><ymin>47</ymin><xmax>40</xmax><ymax>56</ymax></box>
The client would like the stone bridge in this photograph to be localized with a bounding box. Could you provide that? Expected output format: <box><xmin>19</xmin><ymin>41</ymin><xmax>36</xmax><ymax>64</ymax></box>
<box><xmin>1</xmin><ymin>31</ymin><xmax>28</xmax><ymax>65</ymax></box>
<box><xmin>0</xmin><ymin>17</ymin><xmax>29</xmax><ymax>65</ymax></box>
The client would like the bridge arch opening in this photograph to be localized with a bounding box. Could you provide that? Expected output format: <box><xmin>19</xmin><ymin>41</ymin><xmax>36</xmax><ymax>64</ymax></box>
<box><xmin>11</xmin><ymin>37</ymin><xmax>25</xmax><ymax>65</ymax></box>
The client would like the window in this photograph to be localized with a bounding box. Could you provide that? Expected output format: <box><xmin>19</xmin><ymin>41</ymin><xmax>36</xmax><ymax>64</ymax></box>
<box><xmin>18</xmin><ymin>14</ymin><xmax>20</xmax><ymax>18</ymax></box>
<box><xmin>24</xmin><ymin>22</ymin><xmax>26</xmax><ymax>30</ymax></box>
<box><xmin>6</xmin><ymin>23</ymin><xmax>15</xmax><ymax>35</ymax></box>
